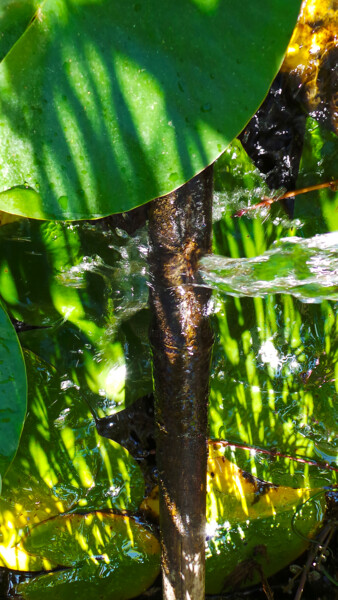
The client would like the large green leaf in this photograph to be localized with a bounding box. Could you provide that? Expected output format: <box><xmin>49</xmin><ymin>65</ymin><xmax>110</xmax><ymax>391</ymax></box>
<box><xmin>0</xmin><ymin>351</ymin><xmax>145</xmax><ymax>571</ymax></box>
<box><xmin>0</xmin><ymin>0</ymin><xmax>300</xmax><ymax>218</ymax></box>
<box><xmin>0</xmin><ymin>300</ymin><xmax>26</xmax><ymax>482</ymax></box>
<box><xmin>16</xmin><ymin>513</ymin><xmax>161</xmax><ymax>600</ymax></box>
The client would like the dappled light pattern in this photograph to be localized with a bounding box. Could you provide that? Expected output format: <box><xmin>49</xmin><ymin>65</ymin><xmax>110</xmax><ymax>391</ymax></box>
<box><xmin>0</xmin><ymin>219</ymin><xmax>151</xmax><ymax>416</ymax></box>
<box><xmin>0</xmin><ymin>351</ymin><xmax>145</xmax><ymax>571</ymax></box>
<box><xmin>16</xmin><ymin>513</ymin><xmax>160</xmax><ymax>600</ymax></box>
<box><xmin>140</xmin><ymin>442</ymin><xmax>326</xmax><ymax>594</ymax></box>
<box><xmin>0</xmin><ymin>0</ymin><xmax>300</xmax><ymax>218</ymax></box>
<box><xmin>205</xmin><ymin>443</ymin><xmax>326</xmax><ymax>594</ymax></box>
<box><xmin>209</xmin><ymin>293</ymin><xmax>337</xmax><ymax>485</ymax></box>
<box><xmin>209</xmin><ymin>125</ymin><xmax>338</xmax><ymax>487</ymax></box>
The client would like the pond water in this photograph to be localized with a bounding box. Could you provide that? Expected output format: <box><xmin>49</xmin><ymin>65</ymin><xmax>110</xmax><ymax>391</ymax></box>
<box><xmin>0</xmin><ymin>34</ymin><xmax>337</xmax><ymax>600</ymax></box>
<box><xmin>200</xmin><ymin>232</ymin><xmax>338</xmax><ymax>303</ymax></box>
<box><xmin>0</xmin><ymin>139</ymin><xmax>336</xmax><ymax>597</ymax></box>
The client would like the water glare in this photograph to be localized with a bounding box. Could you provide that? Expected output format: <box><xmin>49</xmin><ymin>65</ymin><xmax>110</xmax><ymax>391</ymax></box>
<box><xmin>200</xmin><ymin>232</ymin><xmax>338</xmax><ymax>303</ymax></box>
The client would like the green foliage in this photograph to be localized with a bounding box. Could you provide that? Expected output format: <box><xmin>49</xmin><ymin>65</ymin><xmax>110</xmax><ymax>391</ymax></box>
<box><xmin>0</xmin><ymin>301</ymin><xmax>26</xmax><ymax>483</ymax></box>
<box><xmin>295</xmin><ymin>118</ymin><xmax>338</xmax><ymax>232</ymax></box>
<box><xmin>0</xmin><ymin>2</ymin><xmax>335</xmax><ymax>593</ymax></box>
<box><xmin>0</xmin><ymin>0</ymin><xmax>300</xmax><ymax>218</ymax></box>
<box><xmin>0</xmin><ymin>351</ymin><xmax>145</xmax><ymax>566</ymax></box>
<box><xmin>208</xmin><ymin>119</ymin><xmax>338</xmax><ymax>487</ymax></box>
<box><xmin>16</xmin><ymin>514</ymin><xmax>160</xmax><ymax>600</ymax></box>
<box><xmin>205</xmin><ymin>445</ymin><xmax>326</xmax><ymax>593</ymax></box>
<box><xmin>0</xmin><ymin>350</ymin><xmax>160</xmax><ymax>597</ymax></box>
<box><xmin>0</xmin><ymin>220</ymin><xmax>151</xmax><ymax>416</ymax></box>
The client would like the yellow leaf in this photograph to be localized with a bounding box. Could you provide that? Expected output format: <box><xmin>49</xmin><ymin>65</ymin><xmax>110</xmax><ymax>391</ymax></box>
<box><xmin>281</xmin><ymin>0</ymin><xmax>337</xmax><ymax>133</ymax></box>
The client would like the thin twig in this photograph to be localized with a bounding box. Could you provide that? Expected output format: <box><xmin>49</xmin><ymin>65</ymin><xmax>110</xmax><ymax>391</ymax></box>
<box><xmin>234</xmin><ymin>180</ymin><xmax>338</xmax><ymax>218</ymax></box>
<box><xmin>293</xmin><ymin>524</ymin><xmax>332</xmax><ymax>600</ymax></box>
<box><xmin>211</xmin><ymin>439</ymin><xmax>338</xmax><ymax>474</ymax></box>
<box><xmin>316</xmin><ymin>525</ymin><xmax>337</xmax><ymax>585</ymax></box>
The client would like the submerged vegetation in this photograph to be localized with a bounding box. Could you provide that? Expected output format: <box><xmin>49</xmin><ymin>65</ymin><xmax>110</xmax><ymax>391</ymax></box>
<box><xmin>0</xmin><ymin>0</ymin><xmax>337</xmax><ymax>598</ymax></box>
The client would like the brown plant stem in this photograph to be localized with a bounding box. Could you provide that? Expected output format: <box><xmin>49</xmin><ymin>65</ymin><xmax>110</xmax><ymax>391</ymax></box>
<box><xmin>234</xmin><ymin>180</ymin><xmax>338</xmax><ymax>217</ymax></box>
<box><xmin>293</xmin><ymin>523</ymin><xmax>332</xmax><ymax>600</ymax></box>
<box><xmin>148</xmin><ymin>167</ymin><xmax>214</xmax><ymax>599</ymax></box>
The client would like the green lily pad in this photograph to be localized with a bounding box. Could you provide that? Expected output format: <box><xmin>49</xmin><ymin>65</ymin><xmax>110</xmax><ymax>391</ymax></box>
<box><xmin>205</xmin><ymin>444</ymin><xmax>326</xmax><ymax>594</ymax></box>
<box><xmin>0</xmin><ymin>0</ymin><xmax>300</xmax><ymax>218</ymax></box>
<box><xmin>0</xmin><ymin>351</ymin><xmax>145</xmax><ymax>571</ymax></box>
<box><xmin>0</xmin><ymin>1</ymin><xmax>41</xmax><ymax>62</ymax></box>
<box><xmin>16</xmin><ymin>513</ymin><xmax>160</xmax><ymax>600</ymax></box>
<box><xmin>0</xmin><ymin>300</ymin><xmax>26</xmax><ymax>482</ymax></box>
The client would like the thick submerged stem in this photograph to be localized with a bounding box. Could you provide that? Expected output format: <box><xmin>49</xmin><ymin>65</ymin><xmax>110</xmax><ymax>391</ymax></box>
<box><xmin>148</xmin><ymin>166</ymin><xmax>214</xmax><ymax>600</ymax></box>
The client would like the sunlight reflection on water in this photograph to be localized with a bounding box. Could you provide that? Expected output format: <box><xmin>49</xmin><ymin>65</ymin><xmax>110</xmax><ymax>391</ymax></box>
<box><xmin>200</xmin><ymin>232</ymin><xmax>338</xmax><ymax>303</ymax></box>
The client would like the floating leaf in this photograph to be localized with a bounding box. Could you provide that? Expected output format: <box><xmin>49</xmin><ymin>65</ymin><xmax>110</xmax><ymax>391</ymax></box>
<box><xmin>0</xmin><ymin>0</ymin><xmax>300</xmax><ymax>218</ymax></box>
<box><xmin>0</xmin><ymin>351</ymin><xmax>145</xmax><ymax>571</ymax></box>
<box><xmin>205</xmin><ymin>443</ymin><xmax>326</xmax><ymax>594</ymax></box>
<box><xmin>140</xmin><ymin>442</ymin><xmax>326</xmax><ymax>592</ymax></box>
<box><xmin>0</xmin><ymin>300</ymin><xmax>26</xmax><ymax>482</ymax></box>
<box><xmin>16</xmin><ymin>513</ymin><xmax>160</xmax><ymax>600</ymax></box>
